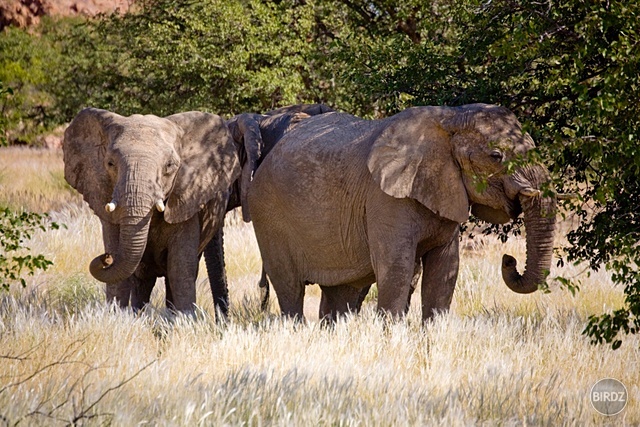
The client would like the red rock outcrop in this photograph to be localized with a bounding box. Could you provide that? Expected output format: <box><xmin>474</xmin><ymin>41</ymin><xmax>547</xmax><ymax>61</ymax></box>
<box><xmin>0</xmin><ymin>0</ymin><xmax>131</xmax><ymax>30</ymax></box>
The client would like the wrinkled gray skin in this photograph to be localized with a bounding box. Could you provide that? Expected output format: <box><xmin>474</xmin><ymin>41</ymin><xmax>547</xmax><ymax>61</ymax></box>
<box><xmin>204</xmin><ymin>104</ymin><xmax>335</xmax><ymax>315</ymax></box>
<box><xmin>248</xmin><ymin>104</ymin><xmax>557</xmax><ymax>322</ymax></box>
<box><xmin>63</xmin><ymin>108</ymin><xmax>240</xmax><ymax>313</ymax></box>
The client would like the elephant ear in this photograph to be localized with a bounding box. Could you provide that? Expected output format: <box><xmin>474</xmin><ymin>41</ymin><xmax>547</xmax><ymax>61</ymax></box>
<box><xmin>63</xmin><ymin>108</ymin><xmax>119</xmax><ymax>222</ymax></box>
<box><xmin>226</xmin><ymin>113</ymin><xmax>264</xmax><ymax>223</ymax></box>
<box><xmin>164</xmin><ymin>112</ymin><xmax>241</xmax><ymax>224</ymax></box>
<box><xmin>367</xmin><ymin>107</ymin><xmax>469</xmax><ymax>223</ymax></box>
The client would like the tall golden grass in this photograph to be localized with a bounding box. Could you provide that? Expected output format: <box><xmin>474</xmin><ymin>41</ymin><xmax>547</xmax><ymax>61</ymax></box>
<box><xmin>0</xmin><ymin>147</ymin><xmax>637</xmax><ymax>425</ymax></box>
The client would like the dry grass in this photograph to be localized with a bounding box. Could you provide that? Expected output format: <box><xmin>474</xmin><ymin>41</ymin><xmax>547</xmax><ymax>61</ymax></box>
<box><xmin>0</xmin><ymin>147</ymin><xmax>637</xmax><ymax>426</ymax></box>
<box><xmin>0</xmin><ymin>147</ymin><xmax>82</xmax><ymax>213</ymax></box>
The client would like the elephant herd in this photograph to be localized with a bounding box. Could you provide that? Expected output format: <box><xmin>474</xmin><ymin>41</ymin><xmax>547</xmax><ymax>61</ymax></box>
<box><xmin>63</xmin><ymin>102</ymin><xmax>560</xmax><ymax>322</ymax></box>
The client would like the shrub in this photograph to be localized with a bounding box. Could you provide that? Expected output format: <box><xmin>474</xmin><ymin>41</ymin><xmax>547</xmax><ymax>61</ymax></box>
<box><xmin>0</xmin><ymin>207</ymin><xmax>58</xmax><ymax>290</ymax></box>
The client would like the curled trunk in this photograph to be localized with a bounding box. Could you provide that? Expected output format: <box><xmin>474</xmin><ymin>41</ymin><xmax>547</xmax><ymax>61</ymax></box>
<box><xmin>89</xmin><ymin>213</ymin><xmax>152</xmax><ymax>283</ymax></box>
<box><xmin>501</xmin><ymin>192</ymin><xmax>556</xmax><ymax>293</ymax></box>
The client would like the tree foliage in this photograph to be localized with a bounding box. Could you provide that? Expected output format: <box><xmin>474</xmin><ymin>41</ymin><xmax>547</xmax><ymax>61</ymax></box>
<box><xmin>329</xmin><ymin>0</ymin><xmax>640</xmax><ymax>348</ymax></box>
<box><xmin>0</xmin><ymin>207</ymin><xmax>58</xmax><ymax>291</ymax></box>
<box><xmin>0</xmin><ymin>20</ymin><xmax>66</xmax><ymax>144</ymax></box>
<box><xmin>51</xmin><ymin>0</ymin><xmax>340</xmax><ymax>119</ymax></box>
<box><xmin>0</xmin><ymin>80</ymin><xmax>12</xmax><ymax>146</ymax></box>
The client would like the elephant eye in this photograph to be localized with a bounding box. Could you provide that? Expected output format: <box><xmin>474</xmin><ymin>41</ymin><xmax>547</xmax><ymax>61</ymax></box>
<box><xmin>164</xmin><ymin>160</ymin><xmax>178</xmax><ymax>175</ymax></box>
<box><xmin>107</xmin><ymin>159</ymin><xmax>115</xmax><ymax>168</ymax></box>
<box><xmin>489</xmin><ymin>150</ymin><xmax>504</xmax><ymax>162</ymax></box>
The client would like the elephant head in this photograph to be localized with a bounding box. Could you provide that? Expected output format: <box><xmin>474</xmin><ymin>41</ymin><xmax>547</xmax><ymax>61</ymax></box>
<box><xmin>367</xmin><ymin>104</ymin><xmax>557</xmax><ymax>294</ymax></box>
<box><xmin>63</xmin><ymin>108</ymin><xmax>240</xmax><ymax>285</ymax></box>
<box><xmin>226</xmin><ymin>103</ymin><xmax>335</xmax><ymax>221</ymax></box>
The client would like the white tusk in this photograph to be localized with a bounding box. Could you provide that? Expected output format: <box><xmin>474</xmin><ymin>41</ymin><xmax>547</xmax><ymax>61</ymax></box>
<box><xmin>520</xmin><ymin>188</ymin><xmax>541</xmax><ymax>197</ymax></box>
<box><xmin>105</xmin><ymin>201</ymin><xmax>117</xmax><ymax>212</ymax></box>
<box><xmin>155</xmin><ymin>199</ymin><xmax>165</xmax><ymax>212</ymax></box>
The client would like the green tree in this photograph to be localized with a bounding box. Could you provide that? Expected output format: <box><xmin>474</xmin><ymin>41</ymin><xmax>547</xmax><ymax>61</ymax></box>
<box><xmin>0</xmin><ymin>208</ymin><xmax>59</xmax><ymax>290</ymax></box>
<box><xmin>0</xmin><ymin>22</ymin><xmax>64</xmax><ymax>144</ymax></box>
<box><xmin>0</xmin><ymin>80</ymin><xmax>12</xmax><ymax>146</ymax></box>
<box><xmin>51</xmin><ymin>0</ymin><xmax>338</xmax><ymax>119</ymax></box>
<box><xmin>331</xmin><ymin>0</ymin><xmax>640</xmax><ymax>348</ymax></box>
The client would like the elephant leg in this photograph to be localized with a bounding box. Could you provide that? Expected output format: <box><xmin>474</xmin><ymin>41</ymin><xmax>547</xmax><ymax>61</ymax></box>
<box><xmin>166</xmin><ymin>261</ymin><xmax>198</xmax><ymax>313</ymax></box>
<box><xmin>368</xmin><ymin>242</ymin><xmax>418</xmax><ymax>318</ymax></box>
<box><xmin>348</xmin><ymin>263</ymin><xmax>416</xmax><ymax>316</ymax></box>
<box><xmin>165</xmin><ymin>276</ymin><xmax>174</xmax><ymax>308</ymax></box>
<box><xmin>421</xmin><ymin>228</ymin><xmax>460</xmax><ymax>322</ymax></box>
<box><xmin>204</xmin><ymin>228</ymin><xmax>229</xmax><ymax>318</ymax></box>
<box><xmin>355</xmin><ymin>284</ymin><xmax>373</xmax><ymax>312</ymax></box>
<box><xmin>130</xmin><ymin>275</ymin><xmax>156</xmax><ymax>311</ymax></box>
<box><xmin>166</xmin><ymin>218</ymin><xmax>200</xmax><ymax>313</ymax></box>
<box><xmin>105</xmin><ymin>279</ymin><xmax>132</xmax><ymax>308</ymax></box>
<box><xmin>406</xmin><ymin>261</ymin><xmax>423</xmax><ymax>314</ymax></box>
<box><xmin>276</xmin><ymin>282</ymin><xmax>305</xmax><ymax>319</ymax></box>
<box><xmin>319</xmin><ymin>284</ymin><xmax>368</xmax><ymax>322</ymax></box>
<box><xmin>266</xmin><ymin>269</ymin><xmax>305</xmax><ymax>320</ymax></box>
<box><xmin>251</xmin><ymin>216</ymin><xmax>304</xmax><ymax>318</ymax></box>
<box><xmin>374</xmin><ymin>262</ymin><xmax>415</xmax><ymax>318</ymax></box>
<box><xmin>366</xmin><ymin>198</ymin><xmax>425</xmax><ymax>318</ymax></box>
<box><xmin>258</xmin><ymin>267</ymin><xmax>270</xmax><ymax>311</ymax></box>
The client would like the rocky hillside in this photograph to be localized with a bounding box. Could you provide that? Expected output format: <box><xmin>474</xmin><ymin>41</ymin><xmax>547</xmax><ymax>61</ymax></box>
<box><xmin>0</xmin><ymin>0</ymin><xmax>131</xmax><ymax>29</ymax></box>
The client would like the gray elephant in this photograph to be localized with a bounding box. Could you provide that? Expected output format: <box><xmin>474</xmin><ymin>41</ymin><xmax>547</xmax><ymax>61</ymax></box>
<box><xmin>247</xmin><ymin>104</ymin><xmax>558</xmax><ymax>321</ymax></box>
<box><xmin>203</xmin><ymin>104</ymin><xmax>335</xmax><ymax>314</ymax></box>
<box><xmin>63</xmin><ymin>108</ymin><xmax>240</xmax><ymax>313</ymax></box>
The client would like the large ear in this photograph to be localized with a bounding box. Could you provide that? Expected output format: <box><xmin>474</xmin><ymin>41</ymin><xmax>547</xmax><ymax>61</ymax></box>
<box><xmin>367</xmin><ymin>107</ymin><xmax>469</xmax><ymax>223</ymax></box>
<box><xmin>63</xmin><ymin>108</ymin><xmax>119</xmax><ymax>222</ymax></box>
<box><xmin>228</xmin><ymin>113</ymin><xmax>263</xmax><ymax>222</ymax></box>
<box><xmin>164</xmin><ymin>112</ymin><xmax>241</xmax><ymax>224</ymax></box>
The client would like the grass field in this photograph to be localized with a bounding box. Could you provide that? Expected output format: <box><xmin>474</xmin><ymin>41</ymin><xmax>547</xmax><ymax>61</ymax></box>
<box><xmin>0</xmin><ymin>147</ymin><xmax>637</xmax><ymax>426</ymax></box>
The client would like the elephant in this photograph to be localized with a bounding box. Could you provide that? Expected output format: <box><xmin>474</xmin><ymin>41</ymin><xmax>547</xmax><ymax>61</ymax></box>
<box><xmin>203</xmin><ymin>103</ymin><xmax>335</xmax><ymax>314</ymax></box>
<box><xmin>247</xmin><ymin>103</ymin><xmax>558</xmax><ymax>322</ymax></box>
<box><xmin>63</xmin><ymin>108</ymin><xmax>240</xmax><ymax>313</ymax></box>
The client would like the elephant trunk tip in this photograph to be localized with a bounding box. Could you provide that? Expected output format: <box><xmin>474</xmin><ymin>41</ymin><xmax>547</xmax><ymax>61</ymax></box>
<box><xmin>501</xmin><ymin>253</ymin><xmax>540</xmax><ymax>294</ymax></box>
<box><xmin>502</xmin><ymin>254</ymin><xmax>516</xmax><ymax>269</ymax></box>
<box><xmin>101</xmin><ymin>253</ymin><xmax>114</xmax><ymax>268</ymax></box>
<box><xmin>89</xmin><ymin>253</ymin><xmax>116</xmax><ymax>282</ymax></box>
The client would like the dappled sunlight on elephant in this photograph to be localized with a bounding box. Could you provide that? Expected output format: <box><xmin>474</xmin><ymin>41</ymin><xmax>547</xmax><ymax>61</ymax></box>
<box><xmin>203</xmin><ymin>104</ymin><xmax>335</xmax><ymax>313</ymax></box>
<box><xmin>248</xmin><ymin>104</ymin><xmax>559</xmax><ymax>322</ymax></box>
<box><xmin>63</xmin><ymin>108</ymin><xmax>240</xmax><ymax>313</ymax></box>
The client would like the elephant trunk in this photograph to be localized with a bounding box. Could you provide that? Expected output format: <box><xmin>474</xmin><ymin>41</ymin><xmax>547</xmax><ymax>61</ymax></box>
<box><xmin>203</xmin><ymin>228</ymin><xmax>229</xmax><ymax>318</ymax></box>
<box><xmin>501</xmin><ymin>171</ymin><xmax>557</xmax><ymax>293</ymax></box>
<box><xmin>89</xmin><ymin>212</ymin><xmax>152</xmax><ymax>284</ymax></box>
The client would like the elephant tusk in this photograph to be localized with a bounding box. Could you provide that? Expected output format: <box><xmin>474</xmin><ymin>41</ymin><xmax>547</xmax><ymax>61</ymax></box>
<box><xmin>105</xmin><ymin>201</ymin><xmax>117</xmax><ymax>212</ymax></box>
<box><xmin>155</xmin><ymin>199</ymin><xmax>165</xmax><ymax>212</ymax></box>
<box><xmin>520</xmin><ymin>188</ymin><xmax>541</xmax><ymax>197</ymax></box>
